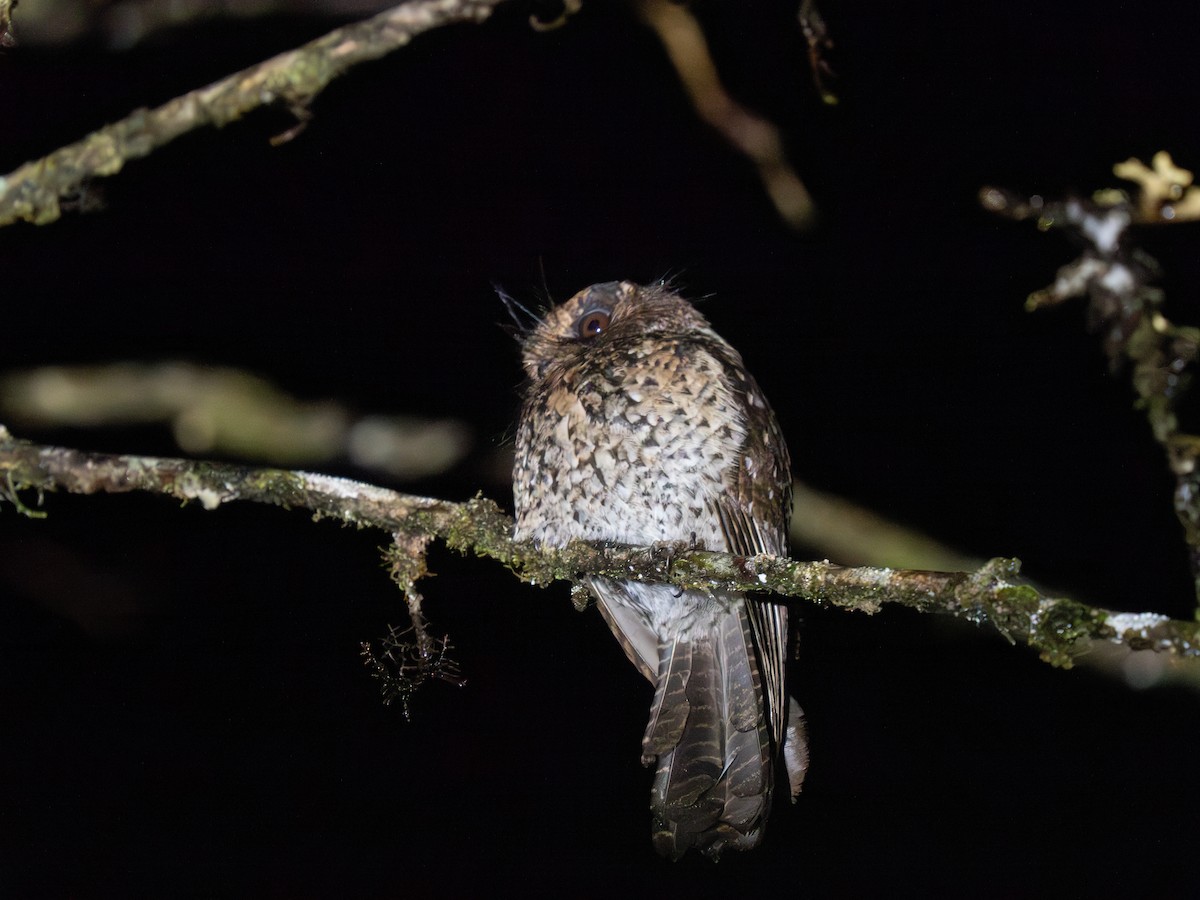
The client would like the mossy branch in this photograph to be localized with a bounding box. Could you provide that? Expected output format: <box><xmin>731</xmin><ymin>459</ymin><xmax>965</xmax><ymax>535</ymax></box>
<box><xmin>0</xmin><ymin>0</ymin><xmax>505</xmax><ymax>227</ymax></box>
<box><xmin>3</xmin><ymin>424</ymin><xmax>1196</xmax><ymax>668</ymax></box>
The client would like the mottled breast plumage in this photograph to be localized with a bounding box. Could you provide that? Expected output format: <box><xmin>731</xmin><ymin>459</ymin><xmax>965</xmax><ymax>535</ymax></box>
<box><xmin>513</xmin><ymin>281</ymin><xmax>782</xmax><ymax>554</ymax></box>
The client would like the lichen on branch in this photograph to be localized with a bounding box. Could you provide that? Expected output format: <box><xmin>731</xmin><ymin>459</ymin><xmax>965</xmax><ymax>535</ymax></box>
<box><xmin>2</xmin><ymin>425</ymin><xmax>1196</xmax><ymax>669</ymax></box>
<box><xmin>982</xmin><ymin>152</ymin><xmax>1200</xmax><ymax>612</ymax></box>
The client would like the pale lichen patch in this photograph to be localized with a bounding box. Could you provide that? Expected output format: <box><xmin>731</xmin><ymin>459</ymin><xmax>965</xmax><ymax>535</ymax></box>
<box><xmin>300</xmin><ymin>471</ymin><xmax>406</xmax><ymax>505</ymax></box>
<box><xmin>1104</xmin><ymin>611</ymin><xmax>1170</xmax><ymax>638</ymax></box>
<box><xmin>175</xmin><ymin>472</ymin><xmax>225</xmax><ymax>510</ymax></box>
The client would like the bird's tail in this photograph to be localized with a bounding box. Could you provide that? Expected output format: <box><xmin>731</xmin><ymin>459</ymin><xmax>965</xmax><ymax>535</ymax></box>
<box><xmin>642</xmin><ymin>602</ymin><xmax>774</xmax><ymax>860</ymax></box>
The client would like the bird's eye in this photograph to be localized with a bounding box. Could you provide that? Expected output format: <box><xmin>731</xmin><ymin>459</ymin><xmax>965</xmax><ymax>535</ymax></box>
<box><xmin>576</xmin><ymin>308</ymin><xmax>611</xmax><ymax>340</ymax></box>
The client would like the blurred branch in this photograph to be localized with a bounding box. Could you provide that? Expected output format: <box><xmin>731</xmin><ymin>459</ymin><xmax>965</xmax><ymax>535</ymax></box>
<box><xmin>1</xmin><ymin>363</ymin><xmax>971</xmax><ymax>548</ymax></box>
<box><xmin>797</xmin><ymin>0</ymin><xmax>836</xmax><ymax>106</ymax></box>
<box><xmin>12</xmin><ymin>1</ymin><xmax>395</xmax><ymax>49</ymax></box>
<box><xmin>636</xmin><ymin>0</ymin><xmax>817</xmax><ymax>230</ymax></box>
<box><xmin>1081</xmin><ymin>640</ymin><xmax>1200</xmax><ymax>692</ymax></box>
<box><xmin>1111</xmin><ymin>151</ymin><xmax>1200</xmax><ymax>224</ymax></box>
<box><xmin>0</xmin><ymin>0</ymin><xmax>506</xmax><ymax>227</ymax></box>
<box><xmin>4</xmin><ymin>425</ymin><xmax>1198</xmax><ymax>669</ymax></box>
<box><xmin>0</xmin><ymin>362</ymin><xmax>469</xmax><ymax>477</ymax></box>
<box><xmin>982</xmin><ymin>151</ymin><xmax>1200</xmax><ymax>613</ymax></box>
<box><xmin>0</xmin><ymin>0</ymin><xmax>15</xmax><ymax>47</ymax></box>
<box><xmin>790</xmin><ymin>479</ymin><xmax>982</xmax><ymax>571</ymax></box>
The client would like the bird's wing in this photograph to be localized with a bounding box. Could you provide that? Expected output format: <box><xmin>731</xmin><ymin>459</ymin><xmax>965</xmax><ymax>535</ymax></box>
<box><xmin>714</xmin><ymin>360</ymin><xmax>797</xmax><ymax>783</ymax></box>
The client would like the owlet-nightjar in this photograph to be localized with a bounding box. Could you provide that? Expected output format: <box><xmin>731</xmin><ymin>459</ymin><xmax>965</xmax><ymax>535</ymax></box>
<box><xmin>512</xmin><ymin>281</ymin><xmax>808</xmax><ymax>859</ymax></box>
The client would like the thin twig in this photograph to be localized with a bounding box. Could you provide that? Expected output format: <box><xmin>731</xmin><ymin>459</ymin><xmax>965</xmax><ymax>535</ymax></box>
<box><xmin>0</xmin><ymin>0</ymin><xmax>506</xmax><ymax>227</ymax></box>
<box><xmin>2</xmin><ymin>425</ymin><xmax>1196</xmax><ymax>667</ymax></box>
<box><xmin>636</xmin><ymin>0</ymin><xmax>817</xmax><ymax>230</ymax></box>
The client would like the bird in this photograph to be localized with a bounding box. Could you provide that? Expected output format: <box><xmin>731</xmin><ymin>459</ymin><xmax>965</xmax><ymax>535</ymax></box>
<box><xmin>511</xmin><ymin>280</ymin><xmax>808</xmax><ymax>859</ymax></box>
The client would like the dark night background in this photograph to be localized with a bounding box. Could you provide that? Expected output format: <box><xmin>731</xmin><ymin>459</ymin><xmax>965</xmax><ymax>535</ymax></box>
<box><xmin>3</xmin><ymin>1</ymin><xmax>1200</xmax><ymax>895</ymax></box>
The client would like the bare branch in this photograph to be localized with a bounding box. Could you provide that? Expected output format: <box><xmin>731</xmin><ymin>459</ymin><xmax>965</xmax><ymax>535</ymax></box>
<box><xmin>0</xmin><ymin>0</ymin><xmax>506</xmax><ymax>227</ymax></box>
<box><xmin>3</xmin><ymin>425</ymin><xmax>1196</xmax><ymax>668</ymax></box>
<box><xmin>635</xmin><ymin>0</ymin><xmax>817</xmax><ymax>230</ymax></box>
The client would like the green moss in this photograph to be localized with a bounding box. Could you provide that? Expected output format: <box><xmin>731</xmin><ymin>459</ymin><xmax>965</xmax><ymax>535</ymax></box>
<box><xmin>995</xmin><ymin>582</ymin><xmax>1040</xmax><ymax>613</ymax></box>
<box><xmin>382</xmin><ymin>539</ymin><xmax>429</xmax><ymax>591</ymax></box>
<box><xmin>970</xmin><ymin>573</ymin><xmax>1094</xmax><ymax>667</ymax></box>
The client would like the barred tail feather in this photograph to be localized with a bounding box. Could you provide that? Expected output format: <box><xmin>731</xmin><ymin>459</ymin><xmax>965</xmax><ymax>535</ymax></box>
<box><xmin>643</xmin><ymin>601</ymin><xmax>774</xmax><ymax>860</ymax></box>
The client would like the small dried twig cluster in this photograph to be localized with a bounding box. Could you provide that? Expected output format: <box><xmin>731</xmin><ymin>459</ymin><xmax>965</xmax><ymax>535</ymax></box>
<box><xmin>360</xmin><ymin>533</ymin><xmax>467</xmax><ymax>717</ymax></box>
<box><xmin>360</xmin><ymin>620</ymin><xmax>466</xmax><ymax>718</ymax></box>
